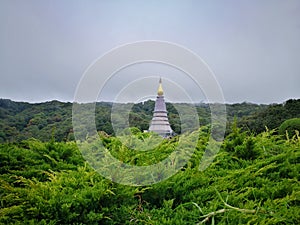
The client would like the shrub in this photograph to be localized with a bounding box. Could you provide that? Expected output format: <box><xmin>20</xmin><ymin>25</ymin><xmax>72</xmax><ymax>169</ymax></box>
<box><xmin>279</xmin><ymin>118</ymin><xmax>300</xmax><ymax>138</ymax></box>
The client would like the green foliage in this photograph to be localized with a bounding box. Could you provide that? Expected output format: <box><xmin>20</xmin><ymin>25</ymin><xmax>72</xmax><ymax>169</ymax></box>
<box><xmin>238</xmin><ymin>99</ymin><xmax>300</xmax><ymax>134</ymax></box>
<box><xmin>279</xmin><ymin>118</ymin><xmax>300</xmax><ymax>139</ymax></box>
<box><xmin>223</xmin><ymin>121</ymin><xmax>261</xmax><ymax>160</ymax></box>
<box><xmin>0</xmin><ymin>128</ymin><xmax>299</xmax><ymax>224</ymax></box>
<box><xmin>1</xmin><ymin>99</ymin><xmax>300</xmax><ymax>224</ymax></box>
<box><xmin>5</xmin><ymin>98</ymin><xmax>298</xmax><ymax>143</ymax></box>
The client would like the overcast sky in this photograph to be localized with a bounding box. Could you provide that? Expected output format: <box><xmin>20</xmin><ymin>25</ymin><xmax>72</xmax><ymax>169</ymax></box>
<box><xmin>0</xmin><ymin>0</ymin><xmax>299</xmax><ymax>104</ymax></box>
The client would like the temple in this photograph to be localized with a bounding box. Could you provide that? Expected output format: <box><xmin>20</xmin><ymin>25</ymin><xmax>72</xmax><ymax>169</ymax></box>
<box><xmin>148</xmin><ymin>78</ymin><xmax>174</xmax><ymax>137</ymax></box>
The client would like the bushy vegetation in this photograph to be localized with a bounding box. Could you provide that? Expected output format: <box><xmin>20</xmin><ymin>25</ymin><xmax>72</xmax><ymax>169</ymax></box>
<box><xmin>1</xmin><ymin>98</ymin><xmax>299</xmax><ymax>224</ymax></box>
<box><xmin>279</xmin><ymin>118</ymin><xmax>300</xmax><ymax>139</ymax></box>
<box><xmin>0</xmin><ymin>126</ymin><xmax>299</xmax><ymax>224</ymax></box>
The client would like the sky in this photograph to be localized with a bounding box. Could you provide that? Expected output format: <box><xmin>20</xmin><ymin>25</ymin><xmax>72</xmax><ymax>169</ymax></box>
<box><xmin>0</xmin><ymin>0</ymin><xmax>299</xmax><ymax>104</ymax></box>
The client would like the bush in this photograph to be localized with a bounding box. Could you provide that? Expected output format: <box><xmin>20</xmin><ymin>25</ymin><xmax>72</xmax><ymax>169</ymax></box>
<box><xmin>1</xmin><ymin>130</ymin><xmax>300</xmax><ymax>224</ymax></box>
<box><xmin>279</xmin><ymin>118</ymin><xmax>300</xmax><ymax>138</ymax></box>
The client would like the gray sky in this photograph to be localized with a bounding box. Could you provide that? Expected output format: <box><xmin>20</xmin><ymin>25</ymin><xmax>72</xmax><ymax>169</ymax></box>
<box><xmin>0</xmin><ymin>0</ymin><xmax>299</xmax><ymax>104</ymax></box>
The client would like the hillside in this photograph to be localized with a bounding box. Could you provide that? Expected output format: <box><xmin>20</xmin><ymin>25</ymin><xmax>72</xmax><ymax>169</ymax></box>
<box><xmin>1</xmin><ymin>99</ymin><xmax>300</xmax><ymax>143</ymax></box>
<box><xmin>0</xmin><ymin>99</ymin><xmax>274</xmax><ymax>142</ymax></box>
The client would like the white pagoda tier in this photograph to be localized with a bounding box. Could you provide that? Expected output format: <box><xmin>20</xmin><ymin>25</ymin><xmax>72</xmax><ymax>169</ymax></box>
<box><xmin>148</xmin><ymin>78</ymin><xmax>174</xmax><ymax>137</ymax></box>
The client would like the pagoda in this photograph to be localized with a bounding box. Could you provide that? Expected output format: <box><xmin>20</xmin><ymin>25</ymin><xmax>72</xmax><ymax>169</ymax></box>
<box><xmin>148</xmin><ymin>78</ymin><xmax>174</xmax><ymax>137</ymax></box>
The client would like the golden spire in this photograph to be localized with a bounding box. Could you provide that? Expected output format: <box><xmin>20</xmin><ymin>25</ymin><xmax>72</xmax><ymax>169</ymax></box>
<box><xmin>157</xmin><ymin>77</ymin><xmax>164</xmax><ymax>96</ymax></box>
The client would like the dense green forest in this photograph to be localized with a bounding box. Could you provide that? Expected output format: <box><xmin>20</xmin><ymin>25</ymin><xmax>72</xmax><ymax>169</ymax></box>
<box><xmin>1</xmin><ymin>98</ymin><xmax>299</xmax><ymax>142</ymax></box>
<box><xmin>0</xmin><ymin>98</ymin><xmax>299</xmax><ymax>224</ymax></box>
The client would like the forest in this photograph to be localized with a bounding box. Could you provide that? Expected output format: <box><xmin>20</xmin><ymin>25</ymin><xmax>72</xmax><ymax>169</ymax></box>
<box><xmin>0</xmin><ymin>98</ymin><xmax>299</xmax><ymax>224</ymax></box>
<box><xmin>1</xmin><ymin>98</ymin><xmax>300</xmax><ymax>143</ymax></box>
